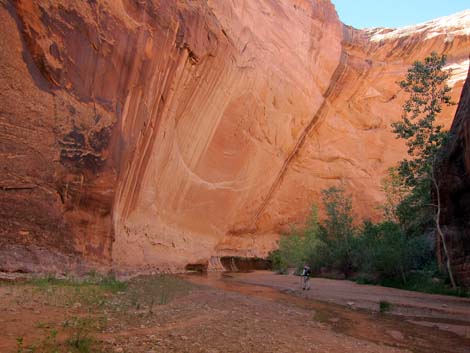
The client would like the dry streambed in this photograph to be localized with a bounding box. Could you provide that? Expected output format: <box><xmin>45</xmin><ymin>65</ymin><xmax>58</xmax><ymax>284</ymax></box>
<box><xmin>0</xmin><ymin>271</ymin><xmax>469</xmax><ymax>353</ymax></box>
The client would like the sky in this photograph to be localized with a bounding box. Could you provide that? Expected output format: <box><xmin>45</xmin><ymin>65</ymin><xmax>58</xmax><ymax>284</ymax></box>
<box><xmin>331</xmin><ymin>0</ymin><xmax>470</xmax><ymax>29</ymax></box>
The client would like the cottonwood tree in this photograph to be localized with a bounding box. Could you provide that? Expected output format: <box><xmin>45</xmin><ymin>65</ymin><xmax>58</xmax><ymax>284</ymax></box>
<box><xmin>379</xmin><ymin>167</ymin><xmax>407</xmax><ymax>223</ymax></box>
<box><xmin>319</xmin><ymin>186</ymin><xmax>357</xmax><ymax>278</ymax></box>
<box><xmin>391</xmin><ymin>52</ymin><xmax>456</xmax><ymax>288</ymax></box>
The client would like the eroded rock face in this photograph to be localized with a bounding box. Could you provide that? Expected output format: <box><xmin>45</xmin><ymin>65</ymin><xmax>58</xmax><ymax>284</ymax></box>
<box><xmin>0</xmin><ymin>0</ymin><xmax>469</xmax><ymax>272</ymax></box>
<box><xmin>438</xmin><ymin>64</ymin><xmax>470</xmax><ymax>288</ymax></box>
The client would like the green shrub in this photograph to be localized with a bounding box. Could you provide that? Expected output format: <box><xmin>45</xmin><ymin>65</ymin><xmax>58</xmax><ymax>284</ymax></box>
<box><xmin>271</xmin><ymin>206</ymin><xmax>321</xmax><ymax>274</ymax></box>
<box><xmin>356</xmin><ymin>221</ymin><xmax>433</xmax><ymax>284</ymax></box>
<box><xmin>309</xmin><ymin>187</ymin><xmax>358</xmax><ymax>278</ymax></box>
<box><xmin>268</xmin><ymin>250</ymin><xmax>288</xmax><ymax>274</ymax></box>
<box><xmin>98</xmin><ymin>274</ymin><xmax>128</xmax><ymax>293</ymax></box>
<box><xmin>379</xmin><ymin>300</ymin><xmax>392</xmax><ymax>313</ymax></box>
<box><xmin>66</xmin><ymin>317</ymin><xmax>96</xmax><ymax>353</ymax></box>
<box><xmin>270</xmin><ymin>181</ymin><xmax>467</xmax><ymax>295</ymax></box>
<box><xmin>380</xmin><ymin>266</ymin><xmax>470</xmax><ymax>297</ymax></box>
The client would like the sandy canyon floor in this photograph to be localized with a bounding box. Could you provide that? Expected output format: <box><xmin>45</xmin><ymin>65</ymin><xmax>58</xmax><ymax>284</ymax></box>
<box><xmin>1</xmin><ymin>271</ymin><xmax>469</xmax><ymax>353</ymax></box>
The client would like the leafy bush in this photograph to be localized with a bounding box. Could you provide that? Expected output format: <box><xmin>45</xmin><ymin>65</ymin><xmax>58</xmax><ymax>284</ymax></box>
<box><xmin>270</xmin><ymin>206</ymin><xmax>321</xmax><ymax>274</ymax></box>
<box><xmin>379</xmin><ymin>262</ymin><xmax>469</xmax><ymax>297</ymax></box>
<box><xmin>309</xmin><ymin>187</ymin><xmax>358</xmax><ymax>278</ymax></box>
<box><xmin>271</xmin><ymin>187</ymin><xmax>359</xmax><ymax>278</ymax></box>
<box><xmin>270</xmin><ymin>177</ymin><xmax>465</xmax><ymax>295</ymax></box>
<box><xmin>356</xmin><ymin>221</ymin><xmax>433</xmax><ymax>284</ymax></box>
<box><xmin>379</xmin><ymin>300</ymin><xmax>392</xmax><ymax>313</ymax></box>
<box><xmin>270</xmin><ymin>185</ymin><xmax>445</xmax><ymax>292</ymax></box>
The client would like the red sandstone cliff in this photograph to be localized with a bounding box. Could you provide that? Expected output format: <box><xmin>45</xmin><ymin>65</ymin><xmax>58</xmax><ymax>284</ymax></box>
<box><xmin>0</xmin><ymin>0</ymin><xmax>469</xmax><ymax>272</ymax></box>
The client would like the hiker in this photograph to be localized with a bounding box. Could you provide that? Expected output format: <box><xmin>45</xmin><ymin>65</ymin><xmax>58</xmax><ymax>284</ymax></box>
<box><xmin>301</xmin><ymin>264</ymin><xmax>311</xmax><ymax>290</ymax></box>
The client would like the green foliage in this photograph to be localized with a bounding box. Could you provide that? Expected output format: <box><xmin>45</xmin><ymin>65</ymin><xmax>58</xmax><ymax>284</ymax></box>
<box><xmin>389</xmin><ymin>52</ymin><xmax>460</xmax><ymax>288</ymax></box>
<box><xmin>97</xmin><ymin>274</ymin><xmax>128</xmax><ymax>293</ymax></box>
<box><xmin>277</xmin><ymin>228</ymin><xmax>306</xmax><ymax>271</ymax></box>
<box><xmin>42</xmin><ymin>329</ymin><xmax>60</xmax><ymax>353</ymax></box>
<box><xmin>271</xmin><ymin>179</ymin><xmax>462</xmax><ymax>294</ymax></box>
<box><xmin>271</xmin><ymin>179</ymin><xmax>465</xmax><ymax>295</ymax></box>
<box><xmin>313</xmin><ymin>310</ymin><xmax>334</xmax><ymax>323</ymax></box>
<box><xmin>395</xmin><ymin>180</ymin><xmax>434</xmax><ymax>237</ymax></box>
<box><xmin>9</xmin><ymin>274</ymin><xmax>196</xmax><ymax>353</ymax></box>
<box><xmin>391</xmin><ymin>52</ymin><xmax>453</xmax><ymax>235</ymax></box>
<box><xmin>271</xmin><ymin>187</ymin><xmax>358</xmax><ymax>278</ymax></box>
<box><xmin>158</xmin><ymin>275</ymin><xmax>171</xmax><ymax>305</ymax></box>
<box><xmin>18</xmin><ymin>329</ymin><xmax>61</xmax><ymax>353</ymax></box>
<box><xmin>378</xmin><ymin>168</ymin><xmax>406</xmax><ymax>223</ymax></box>
<box><xmin>28</xmin><ymin>272</ymin><xmax>127</xmax><ymax>293</ymax></box>
<box><xmin>125</xmin><ymin>274</ymin><xmax>192</xmax><ymax>308</ymax></box>
<box><xmin>356</xmin><ymin>221</ymin><xmax>432</xmax><ymax>284</ymax></box>
<box><xmin>392</xmin><ymin>52</ymin><xmax>452</xmax><ymax>183</ymax></box>
<box><xmin>67</xmin><ymin>335</ymin><xmax>94</xmax><ymax>353</ymax></box>
<box><xmin>16</xmin><ymin>336</ymin><xmax>24</xmax><ymax>353</ymax></box>
<box><xmin>379</xmin><ymin>300</ymin><xmax>392</xmax><ymax>313</ymax></box>
<box><xmin>268</xmin><ymin>250</ymin><xmax>286</xmax><ymax>274</ymax></box>
<box><xmin>15</xmin><ymin>318</ymin><xmax>98</xmax><ymax>353</ymax></box>
<box><xmin>380</xmin><ymin>265</ymin><xmax>470</xmax><ymax>297</ymax></box>
<box><xmin>270</xmin><ymin>206</ymin><xmax>321</xmax><ymax>273</ymax></box>
<box><xmin>321</xmin><ymin>186</ymin><xmax>354</xmax><ymax>240</ymax></box>
<box><xmin>15</xmin><ymin>273</ymin><xmax>128</xmax><ymax>311</ymax></box>
<box><xmin>65</xmin><ymin>317</ymin><xmax>96</xmax><ymax>353</ymax></box>
<box><xmin>313</xmin><ymin>187</ymin><xmax>358</xmax><ymax>278</ymax></box>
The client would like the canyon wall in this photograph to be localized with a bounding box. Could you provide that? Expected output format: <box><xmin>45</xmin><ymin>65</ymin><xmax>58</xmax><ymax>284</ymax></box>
<box><xmin>0</xmin><ymin>0</ymin><xmax>469</xmax><ymax>272</ymax></box>
<box><xmin>438</xmin><ymin>64</ymin><xmax>470</xmax><ymax>287</ymax></box>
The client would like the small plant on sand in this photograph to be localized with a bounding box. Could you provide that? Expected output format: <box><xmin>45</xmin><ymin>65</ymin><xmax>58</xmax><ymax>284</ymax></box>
<box><xmin>313</xmin><ymin>310</ymin><xmax>333</xmax><ymax>323</ymax></box>
<box><xmin>117</xmin><ymin>274</ymin><xmax>191</xmax><ymax>313</ymax></box>
<box><xmin>159</xmin><ymin>275</ymin><xmax>170</xmax><ymax>305</ymax></box>
<box><xmin>25</xmin><ymin>273</ymin><xmax>128</xmax><ymax>308</ymax></box>
<box><xmin>379</xmin><ymin>300</ymin><xmax>392</xmax><ymax>313</ymax></box>
<box><xmin>67</xmin><ymin>332</ymin><xmax>95</xmax><ymax>353</ymax></box>
<box><xmin>32</xmin><ymin>329</ymin><xmax>60</xmax><ymax>353</ymax></box>
<box><xmin>29</xmin><ymin>272</ymin><xmax>127</xmax><ymax>292</ymax></box>
<box><xmin>35</xmin><ymin>321</ymin><xmax>51</xmax><ymax>329</ymax></box>
<box><xmin>98</xmin><ymin>274</ymin><xmax>128</xmax><ymax>293</ymax></box>
<box><xmin>16</xmin><ymin>337</ymin><xmax>24</xmax><ymax>353</ymax></box>
<box><xmin>64</xmin><ymin>317</ymin><xmax>98</xmax><ymax>353</ymax></box>
<box><xmin>149</xmin><ymin>298</ymin><xmax>155</xmax><ymax>314</ymax></box>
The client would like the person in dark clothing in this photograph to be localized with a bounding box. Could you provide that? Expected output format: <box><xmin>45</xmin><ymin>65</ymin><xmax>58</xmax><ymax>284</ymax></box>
<box><xmin>301</xmin><ymin>264</ymin><xmax>311</xmax><ymax>290</ymax></box>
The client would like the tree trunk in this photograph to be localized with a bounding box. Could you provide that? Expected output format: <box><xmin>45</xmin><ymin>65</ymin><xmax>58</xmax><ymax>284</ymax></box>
<box><xmin>436</xmin><ymin>229</ymin><xmax>444</xmax><ymax>271</ymax></box>
<box><xmin>400</xmin><ymin>264</ymin><xmax>407</xmax><ymax>285</ymax></box>
<box><xmin>432</xmin><ymin>160</ymin><xmax>457</xmax><ymax>289</ymax></box>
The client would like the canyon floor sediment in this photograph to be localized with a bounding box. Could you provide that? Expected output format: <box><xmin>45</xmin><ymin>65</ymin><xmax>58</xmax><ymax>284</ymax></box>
<box><xmin>1</xmin><ymin>271</ymin><xmax>469</xmax><ymax>353</ymax></box>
